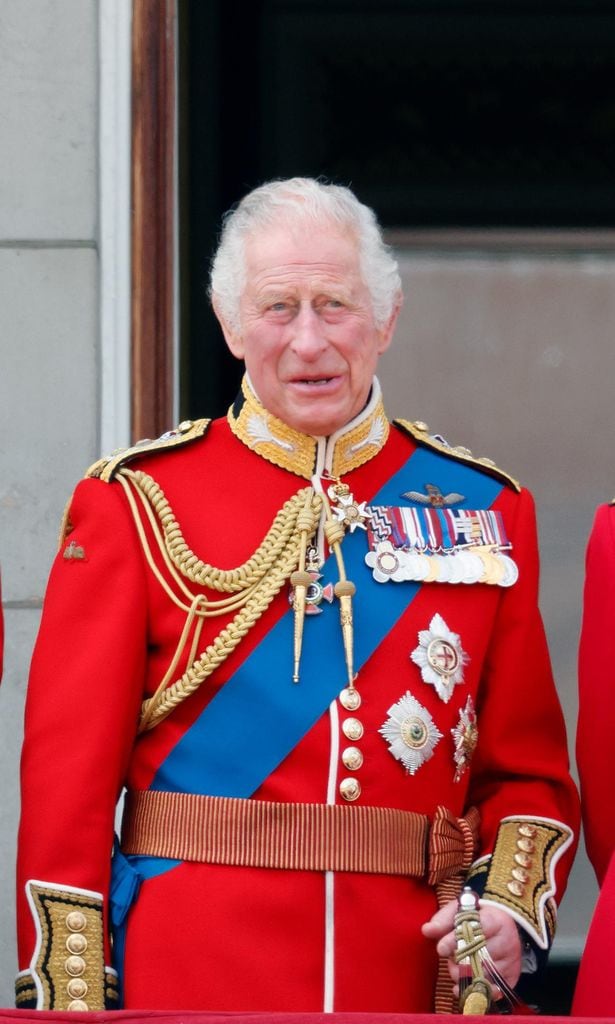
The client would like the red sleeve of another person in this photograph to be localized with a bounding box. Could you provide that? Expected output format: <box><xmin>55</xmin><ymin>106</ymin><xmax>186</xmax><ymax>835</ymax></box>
<box><xmin>577</xmin><ymin>503</ymin><xmax>615</xmax><ymax>884</ymax></box>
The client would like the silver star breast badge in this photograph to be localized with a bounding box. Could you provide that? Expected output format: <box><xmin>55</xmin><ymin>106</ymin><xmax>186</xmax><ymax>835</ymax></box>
<box><xmin>411</xmin><ymin>613</ymin><xmax>469</xmax><ymax>703</ymax></box>
<box><xmin>379</xmin><ymin>692</ymin><xmax>443</xmax><ymax>775</ymax></box>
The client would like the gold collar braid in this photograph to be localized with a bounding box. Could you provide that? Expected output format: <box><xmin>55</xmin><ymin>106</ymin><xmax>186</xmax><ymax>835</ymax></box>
<box><xmin>227</xmin><ymin>375</ymin><xmax>390</xmax><ymax>479</ymax></box>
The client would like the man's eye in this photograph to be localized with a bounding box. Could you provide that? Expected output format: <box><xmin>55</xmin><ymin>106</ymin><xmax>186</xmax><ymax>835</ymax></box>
<box><xmin>269</xmin><ymin>302</ymin><xmax>289</xmax><ymax>312</ymax></box>
<box><xmin>326</xmin><ymin>299</ymin><xmax>344</xmax><ymax>309</ymax></box>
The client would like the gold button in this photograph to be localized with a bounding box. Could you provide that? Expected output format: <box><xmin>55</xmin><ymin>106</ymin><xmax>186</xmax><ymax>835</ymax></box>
<box><xmin>340</xmin><ymin>778</ymin><xmax>361</xmax><ymax>802</ymax></box>
<box><xmin>178</xmin><ymin>420</ymin><xmax>193</xmax><ymax>432</ymax></box>
<box><xmin>518</xmin><ymin>823</ymin><xmax>537</xmax><ymax>838</ymax></box>
<box><xmin>514</xmin><ymin>852</ymin><xmax>532</xmax><ymax>868</ymax></box>
<box><xmin>511</xmin><ymin>867</ymin><xmax>529</xmax><ymax>883</ymax></box>
<box><xmin>339</xmin><ymin>686</ymin><xmax>361</xmax><ymax>711</ymax></box>
<box><xmin>67</xmin><ymin>979</ymin><xmax>88</xmax><ymax>999</ymax></box>
<box><xmin>66</xmin><ymin>934</ymin><xmax>88</xmax><ymax>955</ymax></box>
<box><xmin>517</xmin><ymin>837</ymin><xmax>535</xmax><ymax>854</ymax></box>
<box><xmin>66</xmin><ymin>911</ymin><xmax>87</xmax><ymax>932</ymax></box>
<box><xmin>454</xmin><ymin>445</ymin><xmax>473</xmax><ymax>457</ymax></box>
<box><xmin>507</xmin><ymin>880</ymin><xmax>525</xmax><ymax>897</ymax></box>
<box><xmin>342</xmin><ymin>746</ymin><xmax>364</xmax><ymax>771</ymax></box>
<box><xmin>413</xmin><ymin>421</ymin><xmax>429</xmax><ymax>433</ymax></box>
<box><xmin>67</xmin><ymin>1000</ymin><xmax>89</xmax><ymax>1012</ymax></box>
<box><xmin>342</xmin><ymin>718</ymin><xmax>364</xmax><ymax>741</ymax></box>
<box><xmin>65</xmin><ymin>956</ymin><xmax>86</xmax><ymax>977</ymax></box>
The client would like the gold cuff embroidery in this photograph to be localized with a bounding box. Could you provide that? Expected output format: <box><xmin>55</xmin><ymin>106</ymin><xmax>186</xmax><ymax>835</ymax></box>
<box><xmin>15</xmin><ymin>973</ymin><xmax>38</xmax><ymax>1008</ymax></box>
<box><xmin>24</xmin><ymin>880</ymin><xmax>115</xmax><ymax>1010</ymax></box>
<box><xmin>480</xmin><ymin>817</ymin><xmax>573</xmax><ymax>948</ymax></box>
<box><xmin>466</xmin><ymin>856</ymin><xmax>489</xmax><ymax>889</ymax></box>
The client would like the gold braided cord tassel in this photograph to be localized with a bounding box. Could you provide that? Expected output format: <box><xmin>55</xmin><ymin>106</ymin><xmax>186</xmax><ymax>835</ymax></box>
<box><xmin>127</xmin><ymin>469</ymin><xmax>315</xmax><ymax>593</ymax></box>
<box><xmin>117</xmin><ymin>465</ymin><xmax>363</xmax><ymax>730</ymax></box>
<box><xmin>138</xmin><ymin>536</ymin><xmax>303</xmax><ymax>731</ymax></box>
<box><xmin>334</xmin><ymin>580</ymin><xmax>356</xmax><ymax>689</ymax></box>
<box><xmin>124</xmin><ymin>481</ymin><xmax>322</xmax><ymax>732</ymax></box>
<box><xmin>290</xmin><ymin>569</ymin><xmax>311</xmax><ymax>683</ymax></box>
<box><xmin>290</xmin><ymin>494</ymin><xmax>322</xmax><ymax>683</ymax></box>
<box><xmin>114</xmin><ymin>468</ymin><xmax>323</xmax><ymax>731</ymax></box>
<box><xmin>322</xmin><ymin>494</ymin><xmax>356</xmax><ymax>689</ymax></box>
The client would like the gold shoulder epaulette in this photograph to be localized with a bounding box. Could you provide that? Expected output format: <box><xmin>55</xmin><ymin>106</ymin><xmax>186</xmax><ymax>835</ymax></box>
<box><xmin>394</xmin><ymin>419</ymin><xmax>521</xmax><ymax>493</ymax></box>
<box><xmin>609</xmin><ymin>496</ymin><xmax>615</xmax><ymax>506</ymax></box>
<box><xmin>86</xmin><ymin>418</ymin><xmax>211</xmax><ymax>483</ymax></box>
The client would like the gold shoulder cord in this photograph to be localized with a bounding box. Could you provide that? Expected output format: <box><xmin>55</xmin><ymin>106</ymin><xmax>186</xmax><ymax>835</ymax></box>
<box><xmin>116</xmin><ymin>469</ymin><xmax>323</xmax><ymax>732</ymax></box>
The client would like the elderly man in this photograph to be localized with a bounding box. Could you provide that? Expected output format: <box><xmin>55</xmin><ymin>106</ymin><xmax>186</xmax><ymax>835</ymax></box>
<box><xmin>17</xmin><ymin>178</ymin><xmax>578</xmax><ymax>1014</ymax></box>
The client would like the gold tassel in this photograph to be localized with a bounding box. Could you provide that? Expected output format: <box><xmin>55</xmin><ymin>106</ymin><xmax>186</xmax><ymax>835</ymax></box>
<box><xmin>334</xmin><ymin>579</ymin><xmax>356</xmax><ymax>689</ymax></box>
<box><xmin>322</xmin><ymin>491</ymin><xmax>357</xmax><ymax>691</ymax></box>
<box><xmin>290</xmin><ymin>569</ymin><xmax>311</xmax><ymax>683</ymax></box>
<box><xmin>290</xmin><ymin>493</ymin><xmax>321</xmax><ymax>683</ymax></box>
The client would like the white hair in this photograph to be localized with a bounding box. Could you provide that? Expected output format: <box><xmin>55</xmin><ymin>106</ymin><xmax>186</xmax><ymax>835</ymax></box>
<box><xmin>209</xmin><ymin>177</ymin><xmax>402</xmax><ymax>330</ymax></box>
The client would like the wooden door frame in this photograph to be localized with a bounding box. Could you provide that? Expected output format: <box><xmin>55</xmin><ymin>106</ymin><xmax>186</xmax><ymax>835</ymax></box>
<box><xmin>131</xmin><ymin>0</ymin><xmax>177</xmax><ymax>441</ymax></box>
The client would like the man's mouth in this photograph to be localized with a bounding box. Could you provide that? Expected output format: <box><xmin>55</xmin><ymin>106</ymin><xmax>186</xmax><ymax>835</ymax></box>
<box><xmin>292</xmin><ymin>376</ymin><xmax>337</xmax><ymax>386</ymax></box>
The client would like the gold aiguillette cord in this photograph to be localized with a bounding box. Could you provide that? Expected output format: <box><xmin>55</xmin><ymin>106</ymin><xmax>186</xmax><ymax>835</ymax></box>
<box><xmin>290</xmin><ymin>485</ymin><xmax>357</xmax><ymax>694</ymax></box>
<box><xmin>322</xmin><ymin>488</ymin><xmax>356</xmax><ymax>694</ymax></box>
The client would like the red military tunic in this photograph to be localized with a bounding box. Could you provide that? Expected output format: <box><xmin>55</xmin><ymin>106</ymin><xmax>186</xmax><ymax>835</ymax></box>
<box><xmin>17</xmin><ymin>379</ymin><xmax>578</xmax><ymax>1013</ymax></box>
<box><xmin>573</xmin><ymin>502</ymin><xmax>615</xmax><ymax>1015</ymax></box>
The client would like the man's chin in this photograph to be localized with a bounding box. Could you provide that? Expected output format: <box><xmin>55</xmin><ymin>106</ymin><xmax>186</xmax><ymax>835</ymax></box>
<box><xmin>282</xmin><ymin>413</ymin><xmax>348</xmax><ymax>437</ymax></box>
<box><xmin>266</xmin><ymin>386</ymin><xmax>366</xmax><ymax>436</ymax></box>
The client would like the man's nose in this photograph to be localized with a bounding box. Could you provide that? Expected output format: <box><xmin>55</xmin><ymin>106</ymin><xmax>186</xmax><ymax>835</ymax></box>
<box><xmin>289</xmin><ymin>304</ymin><xmax>328</xmax><ymax>359</ymax></box>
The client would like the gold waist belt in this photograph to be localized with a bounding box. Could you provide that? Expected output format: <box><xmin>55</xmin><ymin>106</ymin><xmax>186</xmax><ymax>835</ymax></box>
<box><xmin>121</xmin><ymin>789</ymin><xmax>479</xmax><ymax>882</ymax></box>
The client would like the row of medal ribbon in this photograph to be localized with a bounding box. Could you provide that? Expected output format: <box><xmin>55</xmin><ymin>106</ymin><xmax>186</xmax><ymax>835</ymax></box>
<box><xmin>363</xmin><ymin>507</ymin><xmax>517</xmax><ymax>587</ymax></box>
<box><xmin>364</xmin><ymin>539</ymin><xmax>519</xmax><ymax>587</ymax></box>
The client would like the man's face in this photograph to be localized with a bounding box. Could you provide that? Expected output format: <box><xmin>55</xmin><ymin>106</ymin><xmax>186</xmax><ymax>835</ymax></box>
<box><xmin>217</xmin><ymin>219</ymin><xmax>399</xmax><ymax>436</ymax></box>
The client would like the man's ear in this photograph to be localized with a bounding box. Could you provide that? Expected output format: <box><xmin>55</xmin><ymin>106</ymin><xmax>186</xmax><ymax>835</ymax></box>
<box><xmin>376</xmin><ymin>295</ymin><xmax>402</xmax><ymax>355</ymax></box>
<box><xmin>213</xmin><ymin>300</ymin><xmax>244</xmax><ymax>359</ymax></box>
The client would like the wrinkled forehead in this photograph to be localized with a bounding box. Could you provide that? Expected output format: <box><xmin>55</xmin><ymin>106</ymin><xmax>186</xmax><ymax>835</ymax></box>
<box><xmin>242</xmin><ymin>214</ymin><xmax>364</xmax><ymax>284</ymax></box>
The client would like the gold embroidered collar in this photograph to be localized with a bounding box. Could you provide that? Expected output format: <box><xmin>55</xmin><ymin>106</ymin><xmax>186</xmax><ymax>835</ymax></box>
<box><xmin>227</xmin><ymin>376</ymin><xmax>390</xmax><ymax>479</ymax></box>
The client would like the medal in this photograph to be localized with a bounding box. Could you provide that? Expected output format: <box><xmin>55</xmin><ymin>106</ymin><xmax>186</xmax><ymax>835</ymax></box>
<box><xmin>452</xmin><ymin>696</ymin><xmax>479</xmax><ymax>782</ymax></box>
<box><xmin>457</xmin><ymin>549</ymin><xmax>484</xmax><ymax>584</ymax></box>
<box><xmin>498</xmin><ymin>553</ymin><xmax>519</xmax><ymax>587</ymax></box>
<box><xmin>411</xmin><ymin>613</ymin><xmax>469</xmax><ymax>703</ymax></box>
<box><xmin>288</xmin><ymin>547</ymin><xmax>334</xmax><ymax>615</ymax></box>
<box><xmin>364</xmin><ymin>504</ymin><xmax>518</xmax><ymax>588</ymax></box>
<box><xmin>327</xmin><ymin>481</ymin><xmax>370</xmax><ymax>533</ymax></box>
<box><xmin>364</xmin><ymin>540</ymin><xmax>405</xmax><ymax>582</ymax></box>
<box><xmin>379</xmin><ymin>691</ymin><xmax>443</xmax><ymax>775</ymax></box>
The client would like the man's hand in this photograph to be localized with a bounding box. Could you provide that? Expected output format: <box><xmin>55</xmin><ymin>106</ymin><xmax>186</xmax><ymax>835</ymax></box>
<box><xmin>421</xmin><ymin>899</ymin><xmax>523</xmax><ymax>995</ymax></box>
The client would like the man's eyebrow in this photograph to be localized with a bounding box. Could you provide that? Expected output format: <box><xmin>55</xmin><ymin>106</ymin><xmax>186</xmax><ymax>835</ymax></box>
<box><xmin>255</xmin><ymin>289</ymin><xmax>296</xmax><ymax>305</ymax></box>
<box><xmin>254</xmin><ymin>281</ymin><xmax>355</xmax><ymax>304</ymax></box>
